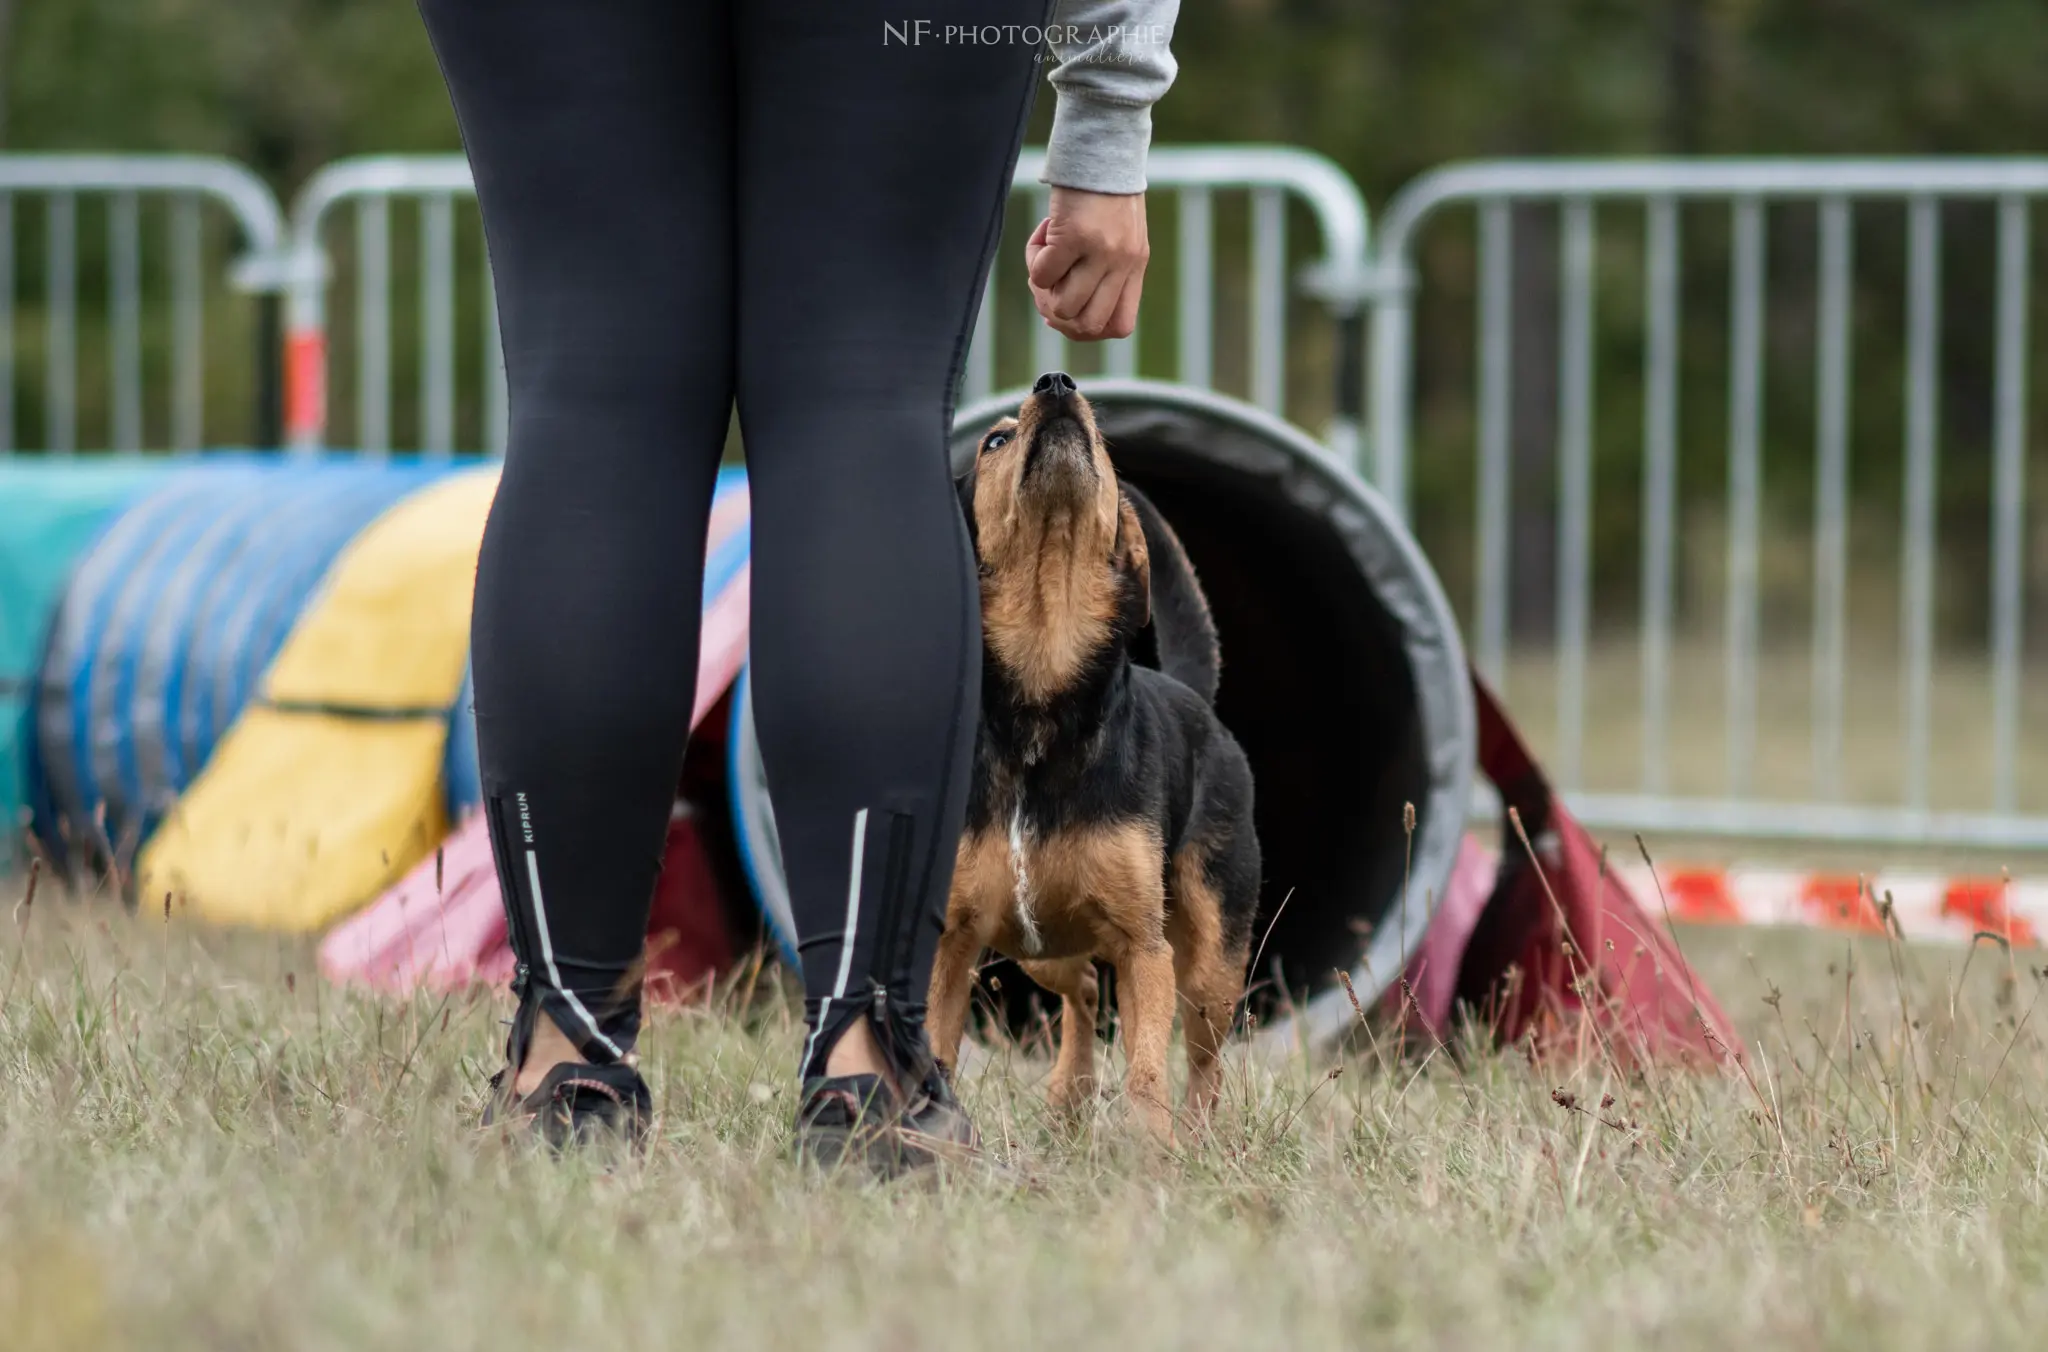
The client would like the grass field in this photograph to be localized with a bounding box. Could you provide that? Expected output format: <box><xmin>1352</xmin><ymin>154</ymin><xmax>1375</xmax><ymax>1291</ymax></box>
<box><xmin>2</xmin><ymin>873</ymin><xmax>2046</xmax><ymax>1351</ymax></box>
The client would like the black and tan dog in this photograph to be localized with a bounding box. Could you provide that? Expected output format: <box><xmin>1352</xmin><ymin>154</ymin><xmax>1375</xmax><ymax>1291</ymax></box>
<box><xmin>928</xmin><ymin>372</ymin><xmax>1261</xmax><ymax>1143</ymax></box>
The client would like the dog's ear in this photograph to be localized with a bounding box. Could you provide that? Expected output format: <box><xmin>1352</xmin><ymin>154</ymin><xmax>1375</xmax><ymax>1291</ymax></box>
<box><xmin>1115</xmin><ymin>491</ymin><xmax>1151</xmax><ymax>629</ymax></box>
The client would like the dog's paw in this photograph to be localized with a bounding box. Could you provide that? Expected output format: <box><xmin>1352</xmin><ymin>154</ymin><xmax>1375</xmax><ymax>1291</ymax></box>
<box><xmin>1043</xmin><ymin>1072</ymin><xmax>1098</xmax><ymax>1116</ymax></box>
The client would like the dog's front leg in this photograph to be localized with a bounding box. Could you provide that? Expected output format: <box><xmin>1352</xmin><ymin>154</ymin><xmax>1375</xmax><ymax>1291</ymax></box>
<box><xmin>1115</xmin><ymin>939</ymin><xmax>1179</xmax><ymax>1145</ymax></box>
<box><xmin>1019</xmin><ymin>956</ymin><xmax>1099</xmax><ymax>1111</ymax></box>
<box><xmin>926</xmin><ymin>911</ymin><xmax>984</xmax><ymax>1073</ymax></box>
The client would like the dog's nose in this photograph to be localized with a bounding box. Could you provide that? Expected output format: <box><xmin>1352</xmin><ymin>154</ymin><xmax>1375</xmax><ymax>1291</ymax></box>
<box><xmin>1033</xmin><ymin>371</ymin><xmax>1077</xmax><ymax>399</ymax></box>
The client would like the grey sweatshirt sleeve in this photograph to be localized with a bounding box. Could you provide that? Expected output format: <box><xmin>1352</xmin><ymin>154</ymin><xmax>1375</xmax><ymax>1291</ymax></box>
<box><xmin>1041</xmin><ymin>1</ymin><xmax>1179</xmax><ymax>195</ymax></box>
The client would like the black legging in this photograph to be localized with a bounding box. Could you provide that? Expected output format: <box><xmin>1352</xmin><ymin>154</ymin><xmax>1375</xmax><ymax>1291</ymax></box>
<box><xmin>418</xmin><ymin>0</ymin><xmax>1046</xmax><ymax>1077</ymax></box>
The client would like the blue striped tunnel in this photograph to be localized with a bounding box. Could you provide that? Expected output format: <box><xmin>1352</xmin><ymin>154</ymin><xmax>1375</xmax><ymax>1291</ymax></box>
<box><xmin>31</xmin><ymin>459</ymin><xmax>459</xmax><ymax>858</ymax></box>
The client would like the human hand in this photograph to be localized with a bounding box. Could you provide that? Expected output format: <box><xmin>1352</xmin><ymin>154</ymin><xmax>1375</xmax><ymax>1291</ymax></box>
<box><xmin>1024</xmin><ymin>186</ymin><xmax>1149</xmax><ymax>342</ymax></box>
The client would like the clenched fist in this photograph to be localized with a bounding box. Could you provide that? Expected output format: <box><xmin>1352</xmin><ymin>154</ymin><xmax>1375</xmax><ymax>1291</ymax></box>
<box><xmin>1025</xmin><ymin>187</ymin><xmax>1150</xmax><ymax>342</ymax></box>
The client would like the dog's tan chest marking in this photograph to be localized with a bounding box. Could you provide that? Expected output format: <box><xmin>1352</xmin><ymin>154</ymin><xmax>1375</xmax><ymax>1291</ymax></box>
<box><xmin>950</xmin><ymin>816</ymin><xmax>1165</xmax><ymax>963</ymax></box>
<box><xmin>1007</xmin><ymin>805</ymin><xmax>1042</xmax><ymax>956</ymax></box>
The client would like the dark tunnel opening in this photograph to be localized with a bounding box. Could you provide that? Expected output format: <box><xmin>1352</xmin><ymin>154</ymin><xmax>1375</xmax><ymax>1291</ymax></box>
<box><xmin>1110</xmin><ymin>442</ymin><xmax>1431</xmax><ymax>1013</ymax></box>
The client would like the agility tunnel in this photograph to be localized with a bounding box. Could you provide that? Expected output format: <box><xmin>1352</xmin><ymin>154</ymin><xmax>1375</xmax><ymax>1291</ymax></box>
<box><xmin>29</xmin><ymin>460</ymin><xmax>459</xmax><ymax>861</ymax></box>
<box><xmin>17</xmin><ymin>459</ymin><xmax>488</xmax><ymax>928</ymax></box>
<box><xmin>3</xmin><ymin>450</ymin><xmax>753</xmax><ymax>976</ymax></box>
<box><xmin>132</xmin><ymin>467</ymin><xmax>497</xmax><ymax>929</ymax></box>
<box><xmin>0</xmin><ymin>459</ymin><xmax>179</xmax><ymax>858</ymax></box>
<box><xmin>723</xmin><ymin>380</ymin><xmax>1478</xmax><ymax>1045</ymax></box>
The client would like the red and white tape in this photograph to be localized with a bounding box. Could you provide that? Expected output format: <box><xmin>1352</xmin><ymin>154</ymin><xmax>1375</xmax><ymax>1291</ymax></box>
<box><xmin>1610</xmin><ymin>862</ymin><xmax>2046</xmax><ymax>949</ymax></box>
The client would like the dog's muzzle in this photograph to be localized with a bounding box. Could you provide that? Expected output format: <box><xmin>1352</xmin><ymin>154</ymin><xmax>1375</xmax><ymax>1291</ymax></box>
<box><xmin>1021</xmin><ymin>373</ymin><xmax>1096</xmax><ymax>492</ymax></box>
<box><xmin>1020</xmin><ymin>417</ymin><xmax>1095</xmax><ymax>489</ymax></box>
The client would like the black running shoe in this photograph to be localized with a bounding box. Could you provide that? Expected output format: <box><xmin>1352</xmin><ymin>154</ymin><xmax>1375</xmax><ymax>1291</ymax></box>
<box><xmin>795</xmin><ymin>986</ymin><xmax>981</xmax><ymax>1179</ymax></box>
<box><xmin>484</xmin><ymin>1060</ymin><xmax>654</xmax><ymax>1152</ymax></box>
<box><xmin>897</xmin><ymin>1060</ymin><xmax>979</xmax><ymax>1160</ymax></box>
<box><xmin>794</xmin><ymin>1065</ymin><xmax>978</xmax><ymax>1179</ymax></box>
<box><xmin>794</xmin><ymin>1073</ymin><xmax>900</xmax><ymax>1174</ymax></box>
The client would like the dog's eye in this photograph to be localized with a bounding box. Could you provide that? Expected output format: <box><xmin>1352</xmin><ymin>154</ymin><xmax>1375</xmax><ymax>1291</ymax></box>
<box><xmin>983</xmin><ymin>432</ymin><xmax>1010</xmax><ymax>452</ymax></box>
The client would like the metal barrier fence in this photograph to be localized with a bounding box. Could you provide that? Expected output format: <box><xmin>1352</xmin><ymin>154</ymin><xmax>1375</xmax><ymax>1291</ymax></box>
<box><xmin>279</xmin><ymin>146</ymin><xmax>1373</xmax><ymax>458</ymax></box>
<box><xmin>1369</xmin><ymin>159</ymin><xmax>2048</xmax><ymax>851</ymax></box>
<box><xmin>10</xmin><ymin>148</ymin><xmax>2048</xmax><ymax>858</ymax></box>
<box><xmin>0</xmin><ymin>155</ymin><xmax>288</xmax><ymax>453</ymax></box>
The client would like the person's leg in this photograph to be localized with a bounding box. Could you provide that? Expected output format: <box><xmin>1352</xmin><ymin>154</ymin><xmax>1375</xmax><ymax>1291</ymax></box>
<box><xmin>415</xmin><ymin>0</ymin><xmax>734</xmax><ymax>1087</ymax></box>
<box><xmin>733</xmin><ymin>3</ymin><xmax>1049</xmax><ymax>1085</ymax></box>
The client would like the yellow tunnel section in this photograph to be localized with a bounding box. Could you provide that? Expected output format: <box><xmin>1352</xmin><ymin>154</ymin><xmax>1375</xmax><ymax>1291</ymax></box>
<box><xmin>139</xmin><ymin>468</ymin><xmax>500</xmax><ymax>931</ymax></box>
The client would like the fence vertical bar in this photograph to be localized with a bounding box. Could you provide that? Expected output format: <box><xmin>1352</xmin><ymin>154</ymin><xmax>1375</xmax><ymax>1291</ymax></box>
<box><xmin>1726</xmin><ymin>197</ymin><xmax>1765</xmax><ymax>797</ymax></box>
<box><xmin>357</xmin><ymin>196</ymin><xmax>391</xmax><ymax>454</ymax></box>
<box><xmin>421</xmin><ymin>193</ymin><xmax>456</xmax><ymax>457</ymax></box>
<box><xmin>1991</xmin><ymin>194</ymin><xmax>2029</xmax><ymax>814</ymax></box>
<box><xmin>0</xmin><ymin>194</ymin><xmax>12</xmax><ymax>454</ymax></box>
<box><xmin>1557</xmin><ymin>199</ymin><xmax>1595</xmax><ymax>791</ymax></box>
<box><xmin>1371</xmin><ymin>268</ymin><xmax>1414</xmax><ymax>512</ymax></box>
<box><xmin>1641</xmin><ymin>197</ymin><xmax>1680</xmax><ymax>795</ymax></box>
<box><xmin>1102</xmin><ymin>326</ymin><xmax>1138</xmax><ymax>377</ymax></box>
<box><xmin>109</xmin><ymin>191</ymin><xmax>143</xmax><ymax>451</ymax></box>
<box><xmin>171</xmin><ymin>194</ymin><xmax>204</xmax><ymax>451</ymax></box>
<box><xmin>46</xmin><ymin>192</ymin><xmax>77</xmax><ymax>455</ymax></box>
<box><xmin>1251</xmin><ymin>186</ymin><xmax>1286</xmax><ymax>412</ymax></box>
<box><xmin>1474</xmin><ymin>199</ymin><xmax>1513</xmax><ymax>688</ymax></box>
<box><xmin>484</xmin><ymin>256</ymin><xmax>507</xmax><ymax>456</ymax></box>
<box><xmin>257</xmin><ymin>290</ymin><xmax>282</xmax><ymax>449</ymax></box>
<box><xmin>1178</xmin><ymin>186</ymin><xmax>1213</xmax><ymax>388</ymax></box>
<box><xmin>965</xmin><ymin>269</ymin><xmax>997</xmax><ymax>401</ymax></box>
<box><xmin>1031</xmin><ymin>186</ymin><xmax>1064</xmax><ymax>380</ymax></box>
<box><xmin>1813</xmin><ymin>198</ymin><xmax>1853</xmax><ymax>801</ymax></box>
<box><xmin>1902</xmin><ymin>196</ymin><xmax>1941</xmax><ymax>811</ymax></box>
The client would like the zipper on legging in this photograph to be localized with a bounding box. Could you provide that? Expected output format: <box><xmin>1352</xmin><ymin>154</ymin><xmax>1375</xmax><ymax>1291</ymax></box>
<box><xmin>484</xmin><ymin>793</ymin><xmax>535</xmax><ymax>998</ymax></box>
<box><xmin>859</xmin><ymin>811</ymin><xmax>938</xmax><ymax>1087</ymax></box>
<box><xmin>482</xmin><ymin>791</ymin><xmax>545</xmax><ymax>1068</ymax></box>
<box><xmin>865</xmin><ymin>810</ymin><xmax>919</xmax><ymax>992</ymax></box>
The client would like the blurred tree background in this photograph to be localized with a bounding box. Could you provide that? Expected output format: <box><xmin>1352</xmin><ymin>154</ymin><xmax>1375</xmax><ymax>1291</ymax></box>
<box><xmin>4</xmin><ymin>0</ymin><xmax>2048</xmax><ymax>644</ymax></box>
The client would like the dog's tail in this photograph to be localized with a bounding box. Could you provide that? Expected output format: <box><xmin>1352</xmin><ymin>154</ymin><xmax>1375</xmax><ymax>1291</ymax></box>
<box><xmin>1122</xmin><ymin>482</ymin><xmax>1222</xmax><ymax>706</ymax></box>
